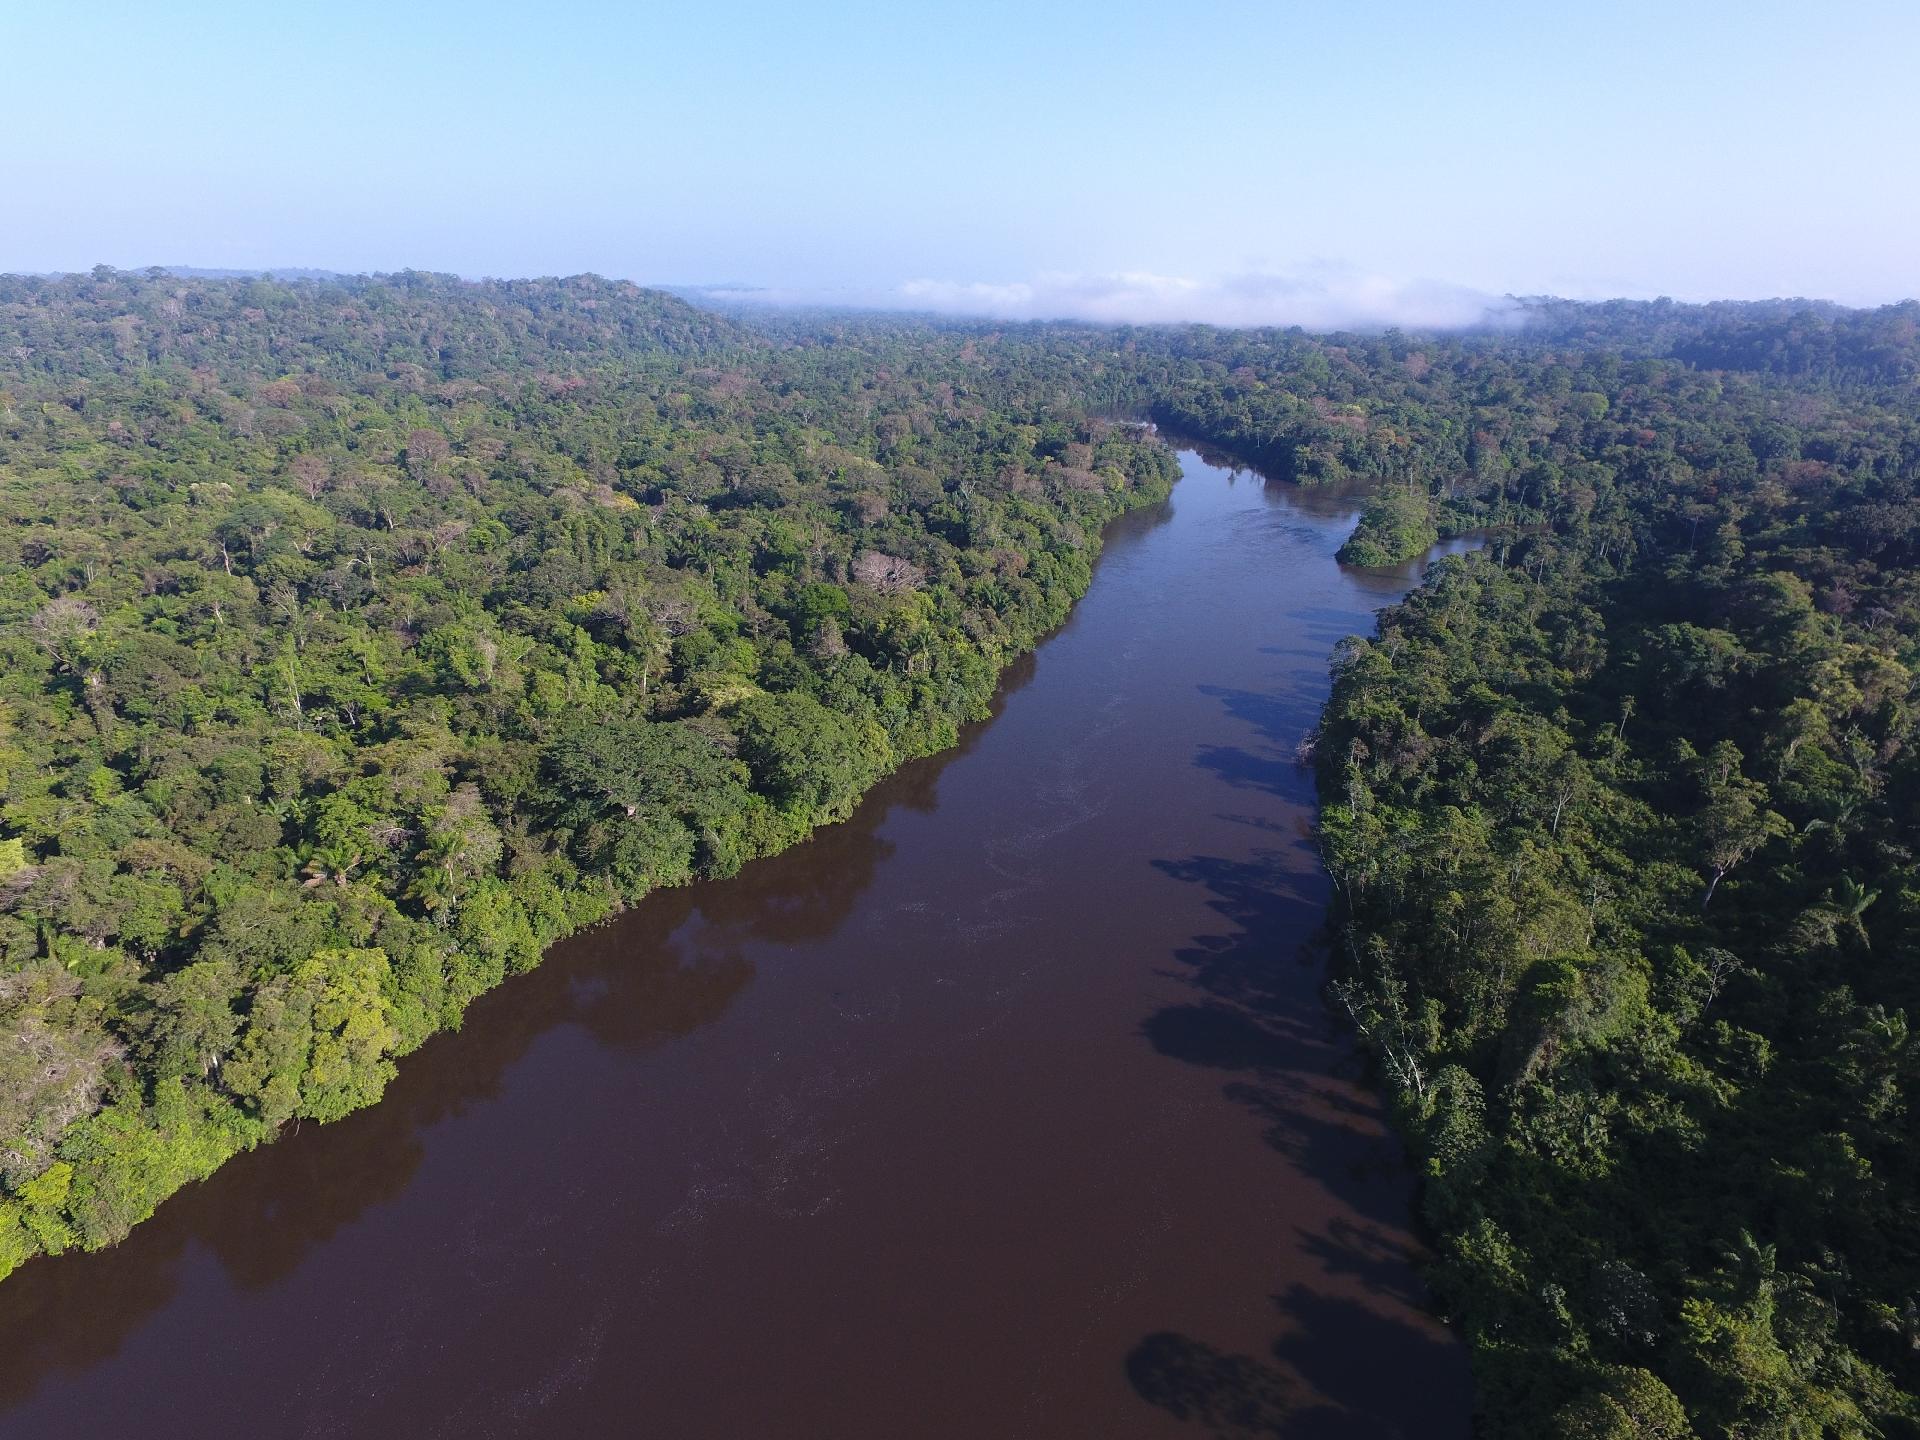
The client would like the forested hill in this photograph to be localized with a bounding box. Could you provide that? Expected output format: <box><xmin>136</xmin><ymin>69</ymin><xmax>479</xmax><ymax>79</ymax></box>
<box><xmin>1509</xmin><ymin>296</ymin><xmax>1920</xmax><ymax>387</ymax></box>
<box><xmin>0</xmin><ymin>269</ymin><xmax>736</xmax><ymax>382</ymax></box>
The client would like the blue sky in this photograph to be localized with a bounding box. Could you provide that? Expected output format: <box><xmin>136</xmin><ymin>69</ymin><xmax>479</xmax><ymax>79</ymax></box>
<box><xmin>7</xmin><ymin>0</ymin><xmax>1917</xmax><ymax>323</ymax></box>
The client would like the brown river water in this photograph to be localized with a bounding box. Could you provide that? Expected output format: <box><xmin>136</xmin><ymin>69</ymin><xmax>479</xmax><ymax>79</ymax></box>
<box><xmin>0</xmin><ymin>447</ymin><xmax>1473</xmax><ymax>1439</ymax></box>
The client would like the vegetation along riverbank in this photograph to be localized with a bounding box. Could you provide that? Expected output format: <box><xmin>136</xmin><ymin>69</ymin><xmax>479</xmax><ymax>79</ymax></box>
<box><xmin>4</xmin><ymin>268</ymin><xmax>1919</xmax><ymax>1437</ymax></box>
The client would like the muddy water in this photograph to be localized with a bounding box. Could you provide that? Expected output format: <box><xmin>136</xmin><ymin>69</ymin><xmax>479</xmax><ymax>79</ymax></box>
<box><xmin>0</xmin><ymin>449</ymin><xmax>1473</xmax><ymax>1439</ymax></box>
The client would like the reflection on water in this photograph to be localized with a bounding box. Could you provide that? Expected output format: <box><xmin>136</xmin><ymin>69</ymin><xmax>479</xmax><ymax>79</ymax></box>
<box><xmin>0</xmin><ymin>451</ymin><xmax>1472</xmax><ymax>1439</ymax></box>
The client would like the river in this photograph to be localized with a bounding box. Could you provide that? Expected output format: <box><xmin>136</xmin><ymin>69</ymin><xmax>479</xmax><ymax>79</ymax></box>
<box><xmin>0</xmin><ymin>447</ymin><xmax>1473</xmax><ymax>1439</ymax></box>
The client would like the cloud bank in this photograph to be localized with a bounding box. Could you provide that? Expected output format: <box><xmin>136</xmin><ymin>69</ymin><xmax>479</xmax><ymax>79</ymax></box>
<box><xmin>700</xmin><ymin>266</ymin><xmax>1516</xmax><ymax>331</ymax></box>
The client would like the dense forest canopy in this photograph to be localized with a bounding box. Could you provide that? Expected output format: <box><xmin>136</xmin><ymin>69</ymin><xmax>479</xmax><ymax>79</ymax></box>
<box><xmin>0</xmin><ymin>267</ymin><xmax>1176</xmax><ymax>1280</ymax></box>
<box><xmin>4</xmin><ymin>267</ymin><xmax>1919</xmax><ymax>1437</ymax></box>
<box><xmin>1300</xmin><ymin>326</ymin><xmax>1920</xmax><ymax>1434</ymax></box>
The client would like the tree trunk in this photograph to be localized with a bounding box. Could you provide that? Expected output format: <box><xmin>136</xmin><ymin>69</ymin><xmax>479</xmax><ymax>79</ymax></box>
<box><xmin>1701</xmin><ymin>867</ymin><xmax>1726</xmax><ymax>912</ymax></box>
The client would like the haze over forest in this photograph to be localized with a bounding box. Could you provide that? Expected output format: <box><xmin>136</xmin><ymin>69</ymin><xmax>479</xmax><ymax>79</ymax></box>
<box><xmin>7</xmin><ymin>1</ymin><xmax>1917</xmax><ymax>326</ymax></box>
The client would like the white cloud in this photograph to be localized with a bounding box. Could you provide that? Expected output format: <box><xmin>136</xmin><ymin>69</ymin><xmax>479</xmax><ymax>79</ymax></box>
<box><xmin>700</xmin><ymin>266</ymin><xmax>1517</xmax><ymax>330</ymax></box>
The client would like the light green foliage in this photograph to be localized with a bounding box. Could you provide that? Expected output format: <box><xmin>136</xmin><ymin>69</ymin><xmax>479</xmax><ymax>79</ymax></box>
<box><xmin>222</xmin><ymin>974</ymin><xmax>317</xmax><ymax>1129</ymax></box>
<box><xmin>1555</xmin><ymin>1367</ymin><xmax>1695</xmax><ymax>1439</ymax></box>
<box><xmin>293</xmin><ymin>948</ymin><xmax>397</xmax><ymax>1123</ymax></box>
<box><xmin>0</xmin><ymin>1204</ymin><xmax>34</xmax><ymax>1283</ymax></box>
<box><xmin>219</xmin><ymin>947</ymin><xmax>397</xmax><ymax>1127</ymax></box>
<box><xmin>1336</xmin><ymin>485</ymin><xmax>1441</xmax><ymax>566</ymax></box>
<box><xmin>57</xmin><ymin>1076</ymin><xmax>250</xmax><ymax>1249</ymax></box>
<box><xmin>13</xmin><ymin>1159</ymin><xmax>76</xmax><ymax>1252</ymax></box>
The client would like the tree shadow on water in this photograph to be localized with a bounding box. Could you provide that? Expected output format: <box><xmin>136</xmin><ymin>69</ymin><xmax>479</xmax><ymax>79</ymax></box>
<box><xmin>1218</xmin><ymin>1077</ymin><xmax>1415</xmax><ymax>1235</ymax></box>
<box><xmin>1266</xmin><ymin>1285</ymin><xmax>1471</xmax><ymax>1438</ymax></box>
<box><xmin>1216</xmin><ymin>811</ymin><xmax>1312</xmax><ymax>839</ymax></box>
<box><xmin>1195</xmin><ymin>744</ymin><xmax>1309</xmax><ymax>802</ymax></box>
<box><xmin>1133</xmin><ymin>810</ymin><xmax>1474</xmax><ymax>1433</ymax></box>
<box><xmin>1294</xmin><ymin>1218</ymin><xmax>1429</xmax><ymax>1310</ymax></box>
<box><xmin>1149</xmin><ymin>851</ymin><xmax>1325</xmax><ymax>1008</ymax></box>
<box><xmin>1125</xmin><ymin>1331</ymin><xmax>1307</xmax><ymax>1437</ymax></box>
<box><xmin>1140</xmin><ymin>851</ymin><xmax>1424</xmax><ymax>1238</ymax></box>
<box><xmin>1191</xmin><ymin>681</ymin><xmax>1332</xmax><ymax>805</ymax></box>
<box><xmin>1126</xmin><ymin>1286</ymin><xmax>1470</xmax><ymax>1439</ymax></box>
<box><xmin>1198</xmin><ymin>684</ymin><xmax>1321</xmax><ymax>748</ymax></box>
<box><xmin>1142</xmin><ymin>1001</ymin><xmax>1308</xmax><ymax>1072</ymax></box>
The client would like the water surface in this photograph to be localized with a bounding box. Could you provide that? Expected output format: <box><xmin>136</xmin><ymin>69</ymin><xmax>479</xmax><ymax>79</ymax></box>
<box><xmin>0</xmin><ymin>449</ymin><xmax>1473</xmax><ymax>1438</ymax></box>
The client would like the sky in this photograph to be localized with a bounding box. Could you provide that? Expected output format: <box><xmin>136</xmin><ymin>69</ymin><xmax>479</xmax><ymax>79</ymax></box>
<box><xmin>6</xmin><ymin>0</ymin><xmax>1918</xmax><ymax>327</ymax></box>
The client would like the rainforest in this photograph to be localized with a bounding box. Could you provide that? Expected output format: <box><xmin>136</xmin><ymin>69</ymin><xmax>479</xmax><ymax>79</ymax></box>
<box><xmin>2</xmin><ymin>268</ymin><xmax>1919</xmax><ymax>1438</ymax></box>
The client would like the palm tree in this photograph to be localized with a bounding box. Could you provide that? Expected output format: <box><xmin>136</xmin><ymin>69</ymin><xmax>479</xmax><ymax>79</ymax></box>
<box><xmin>1829</xmin><ymin>875</ymin><xmax>1880</xmax><ymax>948</ymax></box>
<box><xmin>1722</xmin><ymin>1230</ymin><xmax>1779</xmax><ymax>1305</ymax></box>
<box><xmin>301</xmin><ymin>840</ymin><xmax>363</xmax><ymax>889</ymax></box>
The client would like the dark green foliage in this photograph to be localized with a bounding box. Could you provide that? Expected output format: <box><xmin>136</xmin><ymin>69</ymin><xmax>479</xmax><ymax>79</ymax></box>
<box><xmin>1313</xmin><ymin>336</ymin><xmax>1920</xmax><ymax>1436</ymax></box>
<box><xmin>732</xmin><ymin>689</ymin><xmax>887</xmax><ymax>823</ymax></box>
